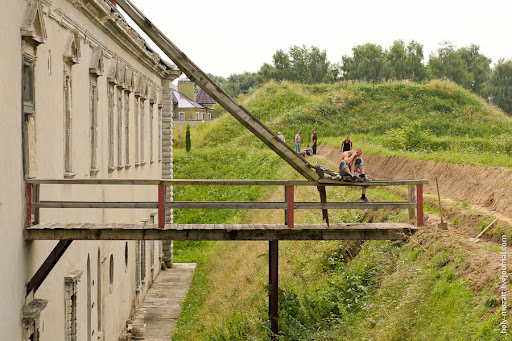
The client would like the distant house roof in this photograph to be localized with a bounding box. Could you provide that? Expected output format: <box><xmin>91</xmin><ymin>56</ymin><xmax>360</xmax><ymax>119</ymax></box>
<box><xmin>171</xmin><ymin>84</ymin><xmax>204</xmax><ymax>109</ymax></box>
<box><xmin>195</xmin><ymin>89</ymin><xmax>216</xmax><ymax>105</ymax></box>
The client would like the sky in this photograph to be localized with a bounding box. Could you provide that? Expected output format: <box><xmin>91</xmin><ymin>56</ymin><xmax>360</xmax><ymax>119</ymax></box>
<box><xmin>124</xmin><ymin>0</ymin><xmax>512</xmax><ymax>78</ymax></box>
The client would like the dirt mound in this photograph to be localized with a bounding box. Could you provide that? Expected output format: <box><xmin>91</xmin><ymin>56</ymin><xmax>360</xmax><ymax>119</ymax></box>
<box><xmin>317</xmin><ymin>145</ymin><xmax>512</xmax><ymax>220</ymax></box>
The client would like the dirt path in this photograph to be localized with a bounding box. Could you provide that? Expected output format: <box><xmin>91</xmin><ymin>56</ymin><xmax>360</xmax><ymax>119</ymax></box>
<box><xmin>131</xmin><ymin>263</ymin><xmax>196</xmax><ymax>340</ymax></box>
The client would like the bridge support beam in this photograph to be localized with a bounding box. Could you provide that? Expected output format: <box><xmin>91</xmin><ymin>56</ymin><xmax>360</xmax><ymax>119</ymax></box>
<box><xmin>269</xmin><ymin>240</ymin><xmax>278</xmax><ymax>340</ymax></box>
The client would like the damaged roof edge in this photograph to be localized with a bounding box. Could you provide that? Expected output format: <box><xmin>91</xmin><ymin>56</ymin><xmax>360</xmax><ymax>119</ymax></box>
<box><xmin>105</xmin><ymin>0</ymin><xmax>179</xmax><ymax>73</ymax></box>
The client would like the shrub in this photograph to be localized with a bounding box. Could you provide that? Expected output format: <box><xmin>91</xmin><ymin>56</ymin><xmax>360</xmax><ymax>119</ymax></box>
<box><xmin>185</xmin><ymin>124</ymin><xmax>191</xmax><ymax>152</ymax></box>
<box><xmin>385</xmin><ymin>121</ymin><xmax>434</xmax><ymax>151</ymax></box>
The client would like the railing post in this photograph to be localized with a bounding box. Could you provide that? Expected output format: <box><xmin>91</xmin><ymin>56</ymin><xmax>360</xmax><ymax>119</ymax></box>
<box><xmin>286</xmin><ymin>186</ymin><xmax>294</xmax><ymax>228</ymax></box>
<box><xmin>408</xmin><ymin>185</ymin><xmax>415</xmax><ymax>221</ymax></box>
<box><xmin>269</xmin><ymin>240</ymin><xmax>278</xmax><ymax>340</ymax></box>
<box><xmin>158</xmin><ymin>183</ymin><xmax>166</xmax><ymax>229</ymax></box>
<box><xmin>416</xmin><ymin>184</ymin><xmax>423</xmax><ymax>227</ymax></box>
<box><xmin>25</xmin><ymin>183</ymin><xmax>32</xmax><ymax>228</ymax></box>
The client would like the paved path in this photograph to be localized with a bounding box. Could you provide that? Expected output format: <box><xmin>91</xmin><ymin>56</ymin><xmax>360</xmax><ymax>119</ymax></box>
<box><xmin>133</xmin><ymin>263</ymin><xmax>196</xmax><ymax>340</ymax></box>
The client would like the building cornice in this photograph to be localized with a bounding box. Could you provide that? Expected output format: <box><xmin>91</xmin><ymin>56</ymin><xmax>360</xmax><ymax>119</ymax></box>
<box><xmin>48</xmin><ymin>0</ymin><xmax>177</xmax><ymax>79</ymax></box>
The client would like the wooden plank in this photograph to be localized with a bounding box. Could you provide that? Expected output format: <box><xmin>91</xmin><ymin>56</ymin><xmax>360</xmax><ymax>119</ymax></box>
<box><xmin>35</xmin><ymin>201</ymin><xmax>158</xmax><ymax>209</ymax></box>
<box><xmin>166</xmin><ymin>201</ymin><xmax>287</xmax><ymax>209</ymax></box>
<box><xmin>294</xmin><ymin>202</ymin><xmax>415</xmax><ymax>210</ymax></box>
<box><xmin>25</xmin><ymin>223</ymin><xmax>417</xmax><ymax>241</ymax></box>
<box><xmin>26</xmin><ymin>178</ymin><xmax>429</xmax><ymax>186</ymax></box>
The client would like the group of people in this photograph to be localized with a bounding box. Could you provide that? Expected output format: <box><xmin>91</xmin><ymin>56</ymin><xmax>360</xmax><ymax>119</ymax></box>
<box><xmin>289</xmin><ymin>130</ymin><xmax>317</xmax><ymax>156</ymax></box>
<box><xmin>276</xmin><ymin>132</ymin><xmax>369</xmax><ymax>202</ymax></box>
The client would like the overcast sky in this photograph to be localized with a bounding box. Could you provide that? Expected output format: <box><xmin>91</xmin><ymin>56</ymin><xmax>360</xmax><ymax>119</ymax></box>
<box><xmin>125</xmin><ymin>0</ymin><xmax>512</xmax><ymax>78</ymax></box>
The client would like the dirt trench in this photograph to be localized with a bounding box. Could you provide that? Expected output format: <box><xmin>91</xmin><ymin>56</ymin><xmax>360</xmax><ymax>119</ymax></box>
<box><xmin>317</xmin><ymin>145</ymin><xmax>512</xmax><ymax>221</ymax></box>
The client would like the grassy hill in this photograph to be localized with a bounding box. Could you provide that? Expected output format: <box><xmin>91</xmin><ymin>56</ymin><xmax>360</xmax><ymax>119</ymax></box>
<box><xmin>176</xmin><ymin>79</ymin><xmax>512</xmax><ymax>167</ymax></box>
<box><xmin>171</xmin><ymin>80</ymin><xmax>512</xmax><ymax>340</ymax></box>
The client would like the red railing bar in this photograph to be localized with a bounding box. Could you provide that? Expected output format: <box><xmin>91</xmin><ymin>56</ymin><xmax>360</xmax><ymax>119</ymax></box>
<box><xmin>416</xmin><ymin>184</ymin><xmax>423</xmax><ymax>227</ymax></box>
<box><xmin>25</xmin><ymin>183</ymin><xmax>32</xmax><ymax>228</ymax></box>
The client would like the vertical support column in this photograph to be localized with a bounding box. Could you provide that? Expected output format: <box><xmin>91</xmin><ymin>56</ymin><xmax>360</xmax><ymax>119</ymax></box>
<box><xmin>286</xmin><ymin>186</ymin><xmax>294</xmax><ymax>228</ymax></box>
<box><xmin>161</xmin><ymin>71</ymin><xmax>180</xmax><ymax>268</ymax></box>
<box><xmin>408</xmin><ymin>185</ymin><xmax>415</xmax><ymax>221</ymax></box>
<box><xmin>269</xmin><ymin>240</ymin><xmax>278</xmax><ymax>340</ymax></box>
<box><xmin>416</xmin><ymin>184</ymin><xmax>424</xmax><ymax>227</ymax></box>
<box><xmin>158</xmin><ymin>183</ymin><xmax>165</xmax><ymax>229</ymax></box>
<box><xmin>25</xmin><ymin>183</ymin><xmax>32</xmax><ymax>228</ymax></box>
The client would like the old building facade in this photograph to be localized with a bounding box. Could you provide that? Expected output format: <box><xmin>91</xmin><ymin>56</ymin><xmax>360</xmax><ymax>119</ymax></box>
<box><xmin>0</xmin><ymin>0</ymin><xmax>179</xmax><ymax>340</ymax></box>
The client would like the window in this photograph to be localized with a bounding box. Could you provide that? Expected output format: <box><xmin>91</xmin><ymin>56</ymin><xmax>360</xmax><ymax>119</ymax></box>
<box><xmin>64</xmin><ymin>271</ymin><xmax>82</xmax><ymax>341</ymax></box>
<box><xmin>117</xmin><ymin>87</ymin><xmax>123</xmax><ymax>169</ymax></box>
<box><xmin>140</xmin><ymin>99</ymin><xmax>145</xmax><ymax>165</ymax></box>
<box><xmin>89</xmin><ymin>77</ymin><xmax>99</xmax><ymax>175</ymax></box>
<box><xmin>125</xmin><ymin>242</ymin><xmax>129</xmax><ymax>271</ymax></box>
<box><xmin>179</xmin><ymin>112</ymin><xmax>185</xmax><ymax>120</ymax></box>
<box><xmin>64</xmin><ymin>67</ymin><xmax>75</xmax><ymax>178</ymax></box>
<box><xmin>135</xmin><ymin>241</ymin><xmax>141</xmax><ymax>291</ymax></box>
<box><xmin>141</xmin><ymin>240</ymin><xmax>146</xmax><ymax>283</ymax></box>
<box><xmin>23</xmin><ymin>63</ymin><xmax>35</xmax><ymax>114</ymax></box>
<box><xmin>109</xmin><ymin>255</ymin><xmax>114</xmax><ymax>293</ymax></box>
<box><xmin>97</xmin><ymin>248</ymin><xmax>102</xmax><ymax>332</ymax></box>
<box><xmin>108</xmin><ymin>83</ymin><xmax>115</xmax><ymax>171</ymax></box>
<box><xmin>125</xmin><ymin>91</ymin><xmax>130</xmax><ymax>167</ymax></box>
<box><xmin>22</xmin><ymin>54</ymin><xmax>37</xmax><ymax>179</ymax></box>
<box><xmin>149</xmin><ymin>102</ymin><xmax>154</xmax><ymax>163</ymax></box>
<box><xmin>134</xmin><ymin>96</ymin><xmax>140</xmax><ymax>166</ymax></box>
<box><xmin>158</xmin><ymin>105</ymin><xmax>162</xmax><ymax>162</ymax></box>
<box><xmin>22</xmin><ymin>299</ymin><xmax>47</xmax><ymax>341</ymax></box>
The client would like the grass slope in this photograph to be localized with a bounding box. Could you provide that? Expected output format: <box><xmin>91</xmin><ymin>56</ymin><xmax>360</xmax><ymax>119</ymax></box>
<box><xmin>175</xmin><ymin>79</ymin><xmax>512</xmax><ymax>168</ymax></box>
<box><xmin>171</xmin><ymin>80</ymin><xmax>511</xmax><ymax>340</ymax></box>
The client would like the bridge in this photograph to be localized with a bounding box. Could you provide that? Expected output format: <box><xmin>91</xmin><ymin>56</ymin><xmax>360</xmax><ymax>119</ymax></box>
<box><xmin>24</xmin><ymin>177</ymin><xmax>426</xmax><ymax>338</ymax></box>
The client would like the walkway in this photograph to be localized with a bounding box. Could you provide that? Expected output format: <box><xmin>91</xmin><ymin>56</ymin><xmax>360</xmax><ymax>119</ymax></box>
<box><xmin>132</xmin><ymin>263</ymin><xmax>196</xmax><ymax>340</ymax></box>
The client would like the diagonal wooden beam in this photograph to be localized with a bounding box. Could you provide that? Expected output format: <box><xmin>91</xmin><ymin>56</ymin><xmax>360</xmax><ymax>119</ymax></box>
<box><xmin>26</xmin><ymin>240</ymin><xmax>73</xmax><ymax>297</ymax></box>
<box><xmin>115</xmin><ymin>0</ymin><xmax>319</xmax><ymax>181</ymax></box>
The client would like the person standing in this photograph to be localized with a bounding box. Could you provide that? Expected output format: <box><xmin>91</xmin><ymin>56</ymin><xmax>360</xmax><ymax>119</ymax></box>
<box><xmin>312</xmin><ymin>130</ymin><xmax>318</xmax><ymax>154</ymax></box>
<box><xmin>340</xmin><ymin>135</ymin><xmax>352</xmax><ymax>152</ymax></box>
<box><xmin>277</xmin><ymin>131</ymin><xmax>285</xmax><ymax>142</ymax></box>
<box><xmin>295</xmin><ymin>131</ymin><xmax>302</xmax><ymax>153</ymax></box>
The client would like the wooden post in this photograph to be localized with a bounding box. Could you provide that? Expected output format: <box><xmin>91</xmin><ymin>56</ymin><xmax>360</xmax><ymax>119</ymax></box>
<box><xmin>287</xmin><ymin>186</ymin><xmax>294</xmax><ymax>228</ymax></box>
<box><xmin>416</xmin><ymin>184</ymin><xmax>423</xmax><ymax>227</ymax></box>
<box><xmin>408</xmin><ymin>185</ymin><xmax>415</xmax><ymax>221</ymax></box>
<box><xmin>269</xmin><ymin>240</ymin><xmax>278</xmax><ymax>340</ymax></box>
<box><xmin>158</xmin><ymin>184</ymin><xmax>165</xmax><ymax>229</ymax></box>
<box><xmin>25</xmin><ymin>183</ymin><xmax>32</xmax><ymax>228</ymax></box>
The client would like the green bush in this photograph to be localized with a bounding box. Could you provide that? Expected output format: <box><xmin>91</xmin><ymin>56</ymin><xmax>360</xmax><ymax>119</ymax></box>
<box><xmin>385</xmin><ymin>121</ymin><xmax>434</xmax><ymax>151</ymax></box>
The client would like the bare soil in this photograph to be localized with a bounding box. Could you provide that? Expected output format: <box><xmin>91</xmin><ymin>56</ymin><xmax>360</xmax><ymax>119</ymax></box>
<box><xmin>317</xmin><ymin>145</ymin><xmax>512</xmax><ymax>222</ymax></box>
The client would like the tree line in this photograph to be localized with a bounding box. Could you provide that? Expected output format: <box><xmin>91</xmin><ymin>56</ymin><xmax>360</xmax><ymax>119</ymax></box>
<box><xmin>210</xmin><ymin>41</ymin><xmax>512</xmax><ymax>116</ymax></box>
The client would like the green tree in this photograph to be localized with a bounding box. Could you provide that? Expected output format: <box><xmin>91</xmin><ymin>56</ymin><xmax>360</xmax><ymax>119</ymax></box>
<box><xmin>428</xmin><ymin>42</ymin><xmax>472</xmax><ymax>88</ymax></box>
<box><xmin>458</xmin><ymin>44</ymin><xmax>492</xmax><ymax>94</ymax></box>
<box><xmin>483</xmin><ymin>59</ymin><xmax>512</xmax><ymax>115</ymax></box>
<box><xmin>342</xmin><ymin>43</ymin><xmax>387</xmax><ymax>82</ymax></box>
<box><xmin>185</xmin><ymin>124</ymin><xmax>191</xmax><ymax>152</ymax></box>
<box><xmin>405</xmin><ymin>40</ymin><xmax>426</xmax><ymax>81</ymax></box>
<box><xmin>427</xmin><ymin>42</ymin><xmax>491</xmax><ymax>93</ymax></box>
<box><xmin>386</xmin><ymin>40</ymin><xmax>407</xmax><ymax>80</ymax></box>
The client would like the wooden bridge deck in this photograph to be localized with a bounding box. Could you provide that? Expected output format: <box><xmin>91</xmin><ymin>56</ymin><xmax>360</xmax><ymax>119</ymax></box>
<box><xmin>25</xmin><ymin>222</ymin><xmax>417</xmax><ymax>241</ymax></box>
